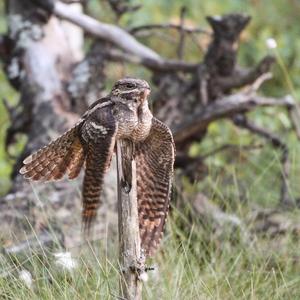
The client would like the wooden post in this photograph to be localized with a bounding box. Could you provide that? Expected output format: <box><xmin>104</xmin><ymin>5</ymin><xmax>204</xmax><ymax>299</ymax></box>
<box><xmin>116</xmin><ymin>139</ymin><xmax>144</xmax><ymax>300</ymax></box>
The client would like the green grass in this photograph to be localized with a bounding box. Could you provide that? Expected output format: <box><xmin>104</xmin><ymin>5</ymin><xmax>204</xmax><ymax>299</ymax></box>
<box><xmin>1</xmin><ymin>0</ymin><xmax>300</xmax><ymax>299</ymax></box>
<box><xmin>0</xmin><ymin>199</ymin><xmax>299</xmax><ymax>300</ymax></box>
<box><xmin>1</xmin><ymin>114</ymin><xmax>300</xmax><ymax>299</ymax></box>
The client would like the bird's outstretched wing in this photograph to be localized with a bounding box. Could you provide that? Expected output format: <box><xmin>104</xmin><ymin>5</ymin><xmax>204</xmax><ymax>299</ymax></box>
<box><xmin>80</xmin><ymin>103</ymin><xmax>117</xmax><ymax>232</ymax></box>
<box><xmin>20</xmin><ymin>120</ymin><xmax>85</xmax><ymax>181</ymax></box>
<box><xmin>135</xmin><ymin>117</ymin><xmax>175</xmax><ymax>256</ymax></box>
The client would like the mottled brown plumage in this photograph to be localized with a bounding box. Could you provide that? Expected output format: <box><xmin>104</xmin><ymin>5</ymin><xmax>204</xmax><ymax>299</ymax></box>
<box><xmin>20</xmin><ymin>77</ymin><xmax>175</xmax><ymax>257</ymax></box>
<box><xmin>20</xmin><ymin>122</ymin><xmax>85</xmax><ymax>181</ymax></box>
<box><xmin>136</xmin><ymin>118</ymin><xmax>175</xmax><ymax>256</ymax></box>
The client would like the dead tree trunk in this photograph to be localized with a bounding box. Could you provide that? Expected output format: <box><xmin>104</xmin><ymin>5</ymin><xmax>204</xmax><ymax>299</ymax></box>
<box><xmin>0</xmin><ymin>0</ymin><xmax>115</xmax><ymax>250</ymax></box>
<box><xmin>116</xmin><ymin>140</ymin><xmax>144</xmax><ymax>300</ymax></box>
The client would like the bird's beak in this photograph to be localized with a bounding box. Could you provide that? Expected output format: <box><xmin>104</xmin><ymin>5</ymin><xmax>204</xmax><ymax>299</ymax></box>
<box><xmin>141</xmin><ymin>87</ymin><xmax>151</xmax><ymax>100</ymax></box>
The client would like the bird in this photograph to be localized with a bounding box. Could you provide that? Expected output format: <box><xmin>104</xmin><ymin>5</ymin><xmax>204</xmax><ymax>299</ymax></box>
<box><xmin>20</xmin><ymin>77</ymin><xmax>175</xmax><ymax>257</ymax></box>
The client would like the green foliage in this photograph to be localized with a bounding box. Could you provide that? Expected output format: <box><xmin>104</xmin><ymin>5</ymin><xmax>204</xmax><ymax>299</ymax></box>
<box><xmin>0</xmin><ymin>1</ymin><xmax>21</xmax><ymax>194</ymax></box>
<box><xmin>0</xmin><ymin>69</ymin><xmax>20</xmax><ymax>194</ymax></box>
<box><xmin>0</xmin><ymin>204</ymin><xmax>299</xmax><ymax>299</ymax></box>
<box><xmin>1</xmin><ymin>0</ymin><xmax>300</xmax><ymax>297</ymax></box>
<box><xmin>1</xmin><ymin>0</ymin><xmax>300</xmax><ymax>196</ymax></box>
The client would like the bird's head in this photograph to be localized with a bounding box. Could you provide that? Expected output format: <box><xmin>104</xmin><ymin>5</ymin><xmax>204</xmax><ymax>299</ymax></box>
<box><xmin>111</xmin><ymin>77</ymin><xmax>151</xmax><ymax>106</ymax></box>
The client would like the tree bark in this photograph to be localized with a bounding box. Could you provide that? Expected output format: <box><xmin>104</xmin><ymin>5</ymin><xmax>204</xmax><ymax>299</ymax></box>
<box><xmin>116</xmin><ymin>140</ymin><xmax>144</xmax><ymax>300</ymax></box>
<box><xmin>1</xmin><ymin>0</ymin><xmax>117</xmax><ymax>250</ymax></box>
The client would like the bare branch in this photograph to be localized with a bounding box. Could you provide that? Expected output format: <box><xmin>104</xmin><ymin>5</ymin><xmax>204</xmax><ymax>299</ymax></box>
<box><xmin>52</xmin><ymin>1</ymin><xmax>161</xmax><ymax>60</ymax></box>
<box><xmin>248</xmin><ymin>72</ymin><xmax>273</xmax><ymax>92</ymax></box>
<box><xmin>173</xmin><ymin>93</ymin><xmax>295</xmax><ymax>143</ymax></box>
<box><xmin>233</xmin><ymin>114</ymin><xmax>294</xmax><ymax>207</ymax></box>
<box><xmin>289</xmin><ymin>106</ymin><xmax>300</xmax><ymax>140</ymax></box>
<box><xmin>217</xmin><ymin>56</ymin><xmax>276</xmax><ymax>91</ymax></box>
<box><xmin>177</xmin><ymin>6</ymin><xmax>187</xmax><ymax>60</ymax></box>
<box><xmin>233</xmin><ymin>114</ymin><xmax>286</xmax><ymax>148</ymax></box>
<box><xmin>107</xmin><ymin>0</ymin><xmax>141</xmax><ymax>21</ymax></box>
<box><xmin>129</xmin><ymin>23</ymin><xmax>210</xmax><ymax>36</ymax></box>
<box><xmin>31</xmin><ymin>0</ymin><xmax>201</xmax><ymax>72</ymax></box>
<box><xmin>104</xmin><ymin>48</ymin><xmax>198</xmax><ymax>72</ymax></box>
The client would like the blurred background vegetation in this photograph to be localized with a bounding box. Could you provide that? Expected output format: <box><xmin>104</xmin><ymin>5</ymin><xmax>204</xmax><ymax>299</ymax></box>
<box><xmin>1</xmin><ymin>1</ymin><xmax>300</xmax><ymax>298</ymax></box>
<box><xmin>1</xmin><ymin>0</ymin><xmax>300</xmax><ymax>204</ymax></box>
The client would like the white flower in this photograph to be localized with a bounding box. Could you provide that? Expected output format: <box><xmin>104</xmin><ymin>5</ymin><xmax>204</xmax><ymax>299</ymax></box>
<box><xmin>54</xmin><ymin>252</ymin><xmax>78</xmax><ymax>271</ymax></box>
<box><xmin>266</xmin><ymin>38</ymin><xmax>277</xmax><ymax>49</ymax></box>
<box><xmin>139</xmin><ymin>272</ymin><xmax>149</xmax><ymax>282</ymax></box>
<box><xmin>18</xmin><ymin>269</ymin><xmax>33</xmax><ymax>289</ymax></box>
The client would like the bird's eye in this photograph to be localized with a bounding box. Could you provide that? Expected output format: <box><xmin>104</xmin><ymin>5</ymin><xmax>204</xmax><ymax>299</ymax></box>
<box><xmin>126</xmin><ymin>83</ymin><xmax>135</xmax><ymax>89</ymax></box>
